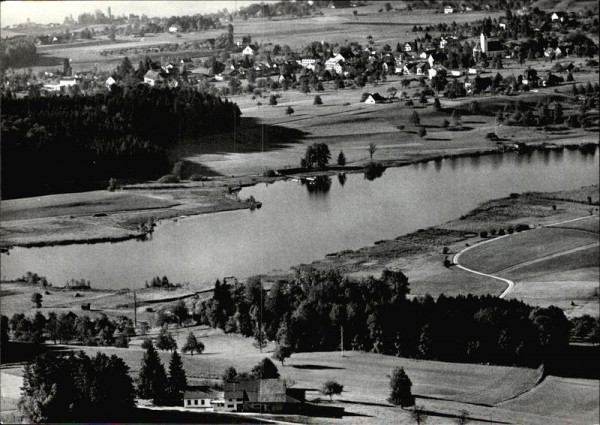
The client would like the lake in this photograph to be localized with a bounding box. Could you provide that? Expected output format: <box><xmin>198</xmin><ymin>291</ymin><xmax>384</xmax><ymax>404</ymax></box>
<box><xmin>1</xmin><ymin>149</ymin><xmax>598</xmax><ymax>289</ymax></box>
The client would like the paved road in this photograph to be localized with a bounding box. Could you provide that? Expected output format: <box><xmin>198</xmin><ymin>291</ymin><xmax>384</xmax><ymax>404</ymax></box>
<box><xmin>452</xmin><ymin>215</ymin><xmax>599</xmax><ymax>299</ymax></box>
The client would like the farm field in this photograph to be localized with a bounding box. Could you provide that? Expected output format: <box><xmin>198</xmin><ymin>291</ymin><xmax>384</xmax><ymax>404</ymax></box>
<box><xmin>458</xmin><ymin>227</ymin><xmax>598</xmax><ymax>274</ymax></box>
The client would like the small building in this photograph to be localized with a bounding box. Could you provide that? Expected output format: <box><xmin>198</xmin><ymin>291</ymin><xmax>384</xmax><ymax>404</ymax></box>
<box><xmin>444</xmin><ymin>5</ymin><xmax>454</xmax><ymax>14</ymax></box>
<box><xmin>551</xmin><ymin>12</ymin><xmax>567</xmax><ymax>22</ymax></box>
<box><xmin>168</xmin><ymin>25</ymin><xmax>180</xmax><ymax>33</ymax></box>
<box><xmin>364</xmin><ymin>92</ymin><xmax>386</xmax><ymax>104</ymax></box>
<box><xmin>242</xmin><ymin>45</ymin><xmax>256</xmax><ymax>56</ymax></box>
<box><xmin>427</xmin><ymin>52</ymin><xmax>448</xmax><ymax>68</ymax></box>
<box><xmin>105</xmin><ymin>76</ymin><xmax>117</xmax><ymax>88</ymax></box>
<box><xmin>59</xmin><ymin>77</ymin><xmax>79</xmax><ymax>88</ymax></box>
<box><xmin>144</xmin><ymin>70</ymin><xmax>164</xmax><ymax>87</ymax></box>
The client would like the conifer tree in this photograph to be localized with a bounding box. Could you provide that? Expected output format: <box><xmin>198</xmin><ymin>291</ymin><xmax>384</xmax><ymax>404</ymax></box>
<box><xmin>137</xmin><ymin>343</ymin><xmax>168</xmax><ymax>404</ymax></box>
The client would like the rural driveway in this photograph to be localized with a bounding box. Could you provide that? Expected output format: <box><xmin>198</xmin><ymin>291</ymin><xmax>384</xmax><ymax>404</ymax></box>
<box><xmin>453</xmin><ymin>215</ymin><xmax>599</xmax><ymax>299</ymax></box>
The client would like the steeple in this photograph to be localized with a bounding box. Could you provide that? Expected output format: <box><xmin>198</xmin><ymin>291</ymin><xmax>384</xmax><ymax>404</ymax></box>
<box><xmin>480</xmin><ymin>32</ymin><xmax>488</xmax><ymax>54</ymax></box>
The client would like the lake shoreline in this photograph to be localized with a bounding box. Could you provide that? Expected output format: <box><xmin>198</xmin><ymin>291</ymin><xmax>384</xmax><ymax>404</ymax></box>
<box><xmin>1</xmin><ymin>141</ymin><xmax>597</xmax><ymax>250</ymax></box>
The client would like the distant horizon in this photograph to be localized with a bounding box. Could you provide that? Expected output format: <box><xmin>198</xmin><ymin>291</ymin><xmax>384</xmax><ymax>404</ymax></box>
<box><xmin>0</xmin><ymin>1</ymin><xmax>259</xmax><ymax>28</ymax></box>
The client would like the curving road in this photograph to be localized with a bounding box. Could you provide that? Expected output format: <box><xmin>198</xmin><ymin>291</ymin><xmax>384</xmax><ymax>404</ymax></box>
<box><xmin>452</xmin><ymin>215</ymin><xmax>599</xmax><ymax>299</ymax></box>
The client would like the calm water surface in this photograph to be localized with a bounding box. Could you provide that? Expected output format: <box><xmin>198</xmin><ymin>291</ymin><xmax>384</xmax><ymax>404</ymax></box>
<box><xmin>1</xmin><ymin>150</ymin><xmax>598</xmax><ymax>289</ymax></box>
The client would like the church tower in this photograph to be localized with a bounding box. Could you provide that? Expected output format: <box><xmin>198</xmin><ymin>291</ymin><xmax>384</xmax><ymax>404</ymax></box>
<box><xmin>480</xmin><ymin>32</ymin><xmax>488</xmax><ymax>54</ymax></box>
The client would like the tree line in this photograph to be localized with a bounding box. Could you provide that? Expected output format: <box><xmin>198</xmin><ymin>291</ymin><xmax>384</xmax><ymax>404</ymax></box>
<box><xmin>5</xmin><ymin>311</ymin><xmax>135</xmax><ymax>347</ymax></box>
<box><xmin>1</xmin><ymin>86</ymin><xmax>241</xmax><ymax>198</ymax></box>
<box><xmin>194</xmin><ymin>267</ymin><xmax>571</xmax><ymax>368</ymax></box>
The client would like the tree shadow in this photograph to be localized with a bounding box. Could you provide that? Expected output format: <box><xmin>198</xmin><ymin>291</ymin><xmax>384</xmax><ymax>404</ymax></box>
<box><xmin>170</xmin><ymin>117</ymin><xmax>308</xmax><ymax>176</ymax></box>
<box><xmin>425</xmin><ymin>137</ymin><xmax>452</xmax><ymax>141</ymax></box>
<box><xmin>292</xmin><ymin>364</ymin><xmax>345</xmax><ymax>370</ymax></box>
<box><xmin>35</xmin><ymin>54</ymin><xmax>65</xmax><ymax>68</ymax></box>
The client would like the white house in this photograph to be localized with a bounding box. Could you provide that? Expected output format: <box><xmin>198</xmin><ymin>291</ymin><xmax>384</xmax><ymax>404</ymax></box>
<box><xmin>365</xmin><ymin>93</ymin><xmax>385</xmax><ymax>104</ymax></box>
<box><xmin>105</xmin><ymin>76</ymin><xmax>116</xmax><ymax>88</ymax></box>
<box><xmin>450</xmin><ymin>70</ymin><xmax>462</xmax><ymax>77</ymax></box>
<box><xmin>242</xmin><ymin>45</ymin><xmax>255</xmax><ymax>56</ymax></box>
<box><xmin>59</xmin><ymin>77</ymin><xmax>79</xmax><ymax>88</ymax></box>
<box><xmin>184</xmin><ymin>390</ymin><xmax>218</xmax><ymax>410</ymax></box>
<box><xmin>550</xmin><ymin>12</ymin><xmax>567</xmax><ymax>22</ymax></box>
<box><xmin>444</xmin><ymin>5</ymin><xmax>454</xmax><ymax>14</ymax></box>
<box><xmin>301</xmin><ymin>58</ymin><xmax>317</xmax><ymax>70</ymax></box>
<box><xmin>168</xmin><ymin>25</ymin><xmax>179</xmax><ymax>33</ymax></box>
<box><xmin>144</xmin><ymin>70</ymin><xmax>164</xmax><ymax>86</ymax></box>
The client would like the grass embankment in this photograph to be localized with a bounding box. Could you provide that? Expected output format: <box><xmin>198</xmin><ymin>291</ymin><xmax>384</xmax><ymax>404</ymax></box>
<box><xmin>0</xmin><ymin>186</ymin><xmax>254</xmax><ymax>249</ymax></box>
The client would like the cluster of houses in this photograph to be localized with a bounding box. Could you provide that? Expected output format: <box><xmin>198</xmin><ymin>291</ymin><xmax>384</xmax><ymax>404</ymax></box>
<box><xmin>182</xmin><ymin>378</ymin><xmax>343</xmax><ymax>417</ymax></box>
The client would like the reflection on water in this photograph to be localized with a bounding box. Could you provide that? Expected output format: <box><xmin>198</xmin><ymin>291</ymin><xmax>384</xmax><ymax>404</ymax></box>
<box><xmin>303</xmin><ymin>175</ymin><xmax>332</xmax><ymax>193</ymax></box>
<box><xmin>337</xmin><ymin>173</ymin><xmax>347</xmax><ymax>187</ymax></box>
<box><xmin>1</xmin><ymin>150</ymin><xmax>598</xmax><ymax>289</ymax></box>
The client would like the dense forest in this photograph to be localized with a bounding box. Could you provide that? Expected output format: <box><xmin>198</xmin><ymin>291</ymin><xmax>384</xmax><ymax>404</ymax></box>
<box><xmin>195</xmin><ymin>267</ymin><xmax>571</xmax><ymax>368</ymax></box>
<box><xmin>1</xmin><ymin>87</ymin><xmax>241</xmax><ymax>198</ymax></box>
<box><xmin>0</xmin><ymin>38</ymin><xmax>38</xmax><ymax>71</ymax></box>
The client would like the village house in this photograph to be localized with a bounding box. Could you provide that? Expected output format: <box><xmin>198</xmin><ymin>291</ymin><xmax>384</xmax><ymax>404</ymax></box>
<box><xmin>143</xmin><ymin>70</ymin><xmax>164</xmax><ymax>86</ymax></box>
<box><xmin>105</xmin><ymin>76</ymin><xmax>116</xmax><ymax>88</ymax></box>
<box><xmin>183</xmin><ymin>389</ymin><xmax>219</xmax><ymax>410</ymax></box>
<box><xmin>551</xmin><ymin>12</ymin><xmax>567</xmax><ymax>22</ymax></box>
<box><xmin>220</xmin><ymin>379</ymin><xmax>306</xmax><ymax>414</ymax></box>
<box><xmin>242</xmin><ymin>45</ymin><xmax>256</xmax><ymax>56</ymax></box>
<box><xmin>364</xmin><ymin>93</ymin><xmax>386</xmax><ymax>104</ymax></box>
<box><xmin>444</xmin><ymin>5</ymin><xmax>454</xmax><ymax>14</ymax></box>
<box><xmin>301</xmin><ymin>58</ymin><xmax>317</xmax><ymax>70</ymax></box>
<box><xmin>427</xmin><ymin>52</ymin><xmax>448</xmax><ymax>68</ymax></box>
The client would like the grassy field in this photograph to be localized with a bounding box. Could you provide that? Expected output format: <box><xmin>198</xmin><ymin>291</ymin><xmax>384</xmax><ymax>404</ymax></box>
<box><xmin>3</xmin><ymin>323</ymin><xmax>597</xmax><ymax>425</ymax></box>
<box><xmin>458</xmin><ymin>227</ymin><xmax>598</xmax><ymax>274</ymax></box>
<box><xmin>498</xmin><ymin>375</ymin><xmax>600</xmax><ymax>424</ymax></box>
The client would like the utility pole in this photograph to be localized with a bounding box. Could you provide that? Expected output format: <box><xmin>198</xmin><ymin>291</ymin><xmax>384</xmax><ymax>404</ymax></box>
<box><xmin>340</xmin><ymin>326</ymin><xmax>344</xmax><ymax>358</ymax></box>
<box><xmin>133</xmin><ymin>289</ymin><xmax>137</xmax><ymax>327</ymax></box>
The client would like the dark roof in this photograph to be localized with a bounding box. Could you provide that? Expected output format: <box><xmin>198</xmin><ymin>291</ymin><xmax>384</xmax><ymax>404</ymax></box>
<box><xmin>184</xmin><ymin>390</ymin><xmax>215</xmax><ymax>399</ymax></box>
<box><xmin>430</xmin><ymin>52</ymin><xmax>448</xmax><ymax>61</ymax></box>
<box><xmin>224</xmin><ymin>379</ymin><xmax>298</xmax><ymax>404</ymax></box>
<box><xmin>368</xmin><ymin>93</ymin><xmax>385</xmax><ymax>101</ymax></box>
<box><xmin>487</xmin><ymin>40</ymin><xmax>504</xmax><ymax>52</ymax></box>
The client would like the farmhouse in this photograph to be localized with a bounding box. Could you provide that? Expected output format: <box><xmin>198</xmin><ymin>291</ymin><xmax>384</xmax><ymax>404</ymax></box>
<box><xmin>183</xmin><ymin>389</ymin><xmax>218</xmax><ymax>410</ymax></box>
<box><xmin>242</xmin><ymin>45</ymin><xmax>256</xmax><ymax>56</ymax></box>
<box><xmin>444</xmin><ymin>5</ymin><xmax>454</xmax><ymax>14</ymax></box>
<box><xmin>143</xmin><ymin>70</ymin><xmax>164</xmax><ymax>86</ymax></box>
<box><xmin>364</xmin><ymin>93</ymin><xmax>386</xmax><ymax>104</ymax></box>
<box><xmin>105</xmin><ymin>76</ymin><xmax>116</xmax><ymax>88</ymax></box>
<box><xmin>220</xmin><ymin>379</ymin><xmax>305</xmax><ymax>414</ymax></box>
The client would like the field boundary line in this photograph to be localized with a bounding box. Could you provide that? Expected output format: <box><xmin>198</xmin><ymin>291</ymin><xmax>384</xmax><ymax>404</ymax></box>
<box><xmin>452</xmin><ymin>214</ymin><xmax>599</xmax><ymax>298</ymax></box>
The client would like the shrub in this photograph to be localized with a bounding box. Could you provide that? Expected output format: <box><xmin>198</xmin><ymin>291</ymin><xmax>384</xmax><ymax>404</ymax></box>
<box><xmin>490</xmin><ymin>229</ymin><xmax>497</xmax><ymax>236</ymax></box>
<box><xmin>507</xmin><ymin>227</ymin><xmax>515</xmax><ymax>234</ymax></box>
<box><xmin>515</xmin><ymin>224</ymin><xmax>530</xmax><ymax>232</ymax></box>
<box><xmin>479</xmin><ymin>230</ymin><xmax>488</xmax><ymax>238</ymax></box>
<box><xmin>442</xmin><ymin>246</ymin><xmax>450</xmax><ymax>254</ymax></box>
<box><xmin>263</xmin><ymin>169</ymin><xmax>277</xmax><ymax>177</ymax></box>
<box><xmin>444</xmin><ymin>258</ymin><xmax>452</xmax><ymax>268</ymax></box>
<box><xmin>157</xmin><ymin>175</ymin><xmax>180</xmax><ymax>183</ymax></box>
<box><xmin>313</xmin><ymin>95</ymin><xmax>323</xmax><ymax>105</ymax></box>
<box><xmin>498</xmin><ymin>229</ymin><xmax>506</xmax><ymax>236</ymax></box>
